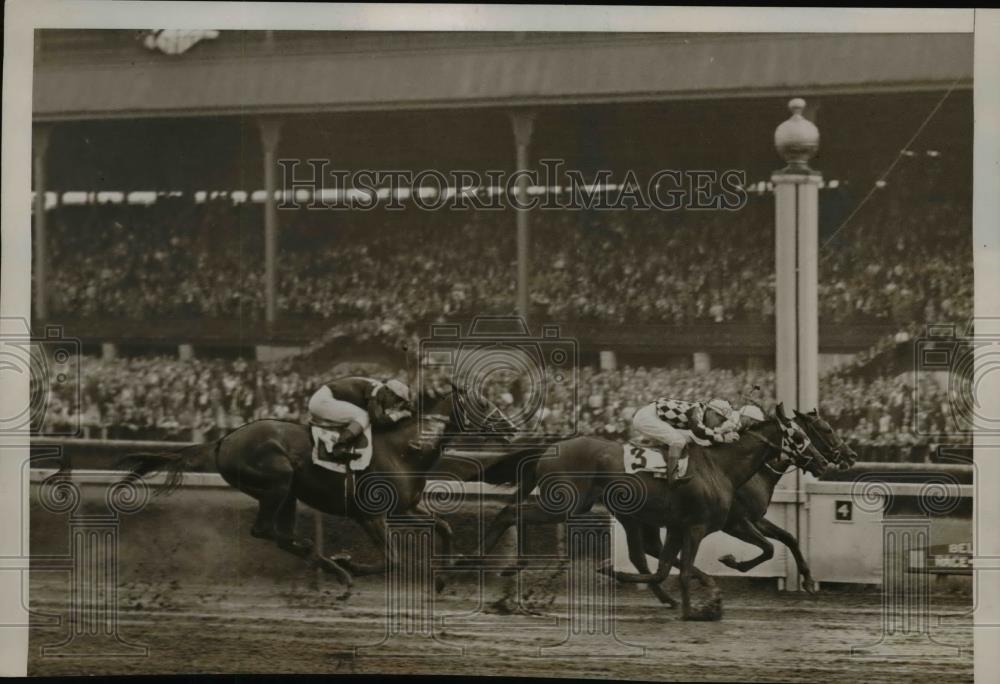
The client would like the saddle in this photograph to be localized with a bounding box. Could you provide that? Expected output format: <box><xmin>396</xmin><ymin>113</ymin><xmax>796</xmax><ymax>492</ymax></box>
<box><xmin>623</xmin><ymin>442</ymin><xmax>688</xmax><ymax>479</ymax></box>
<box><xmin>310</xmin><ymin>424</ymin><xmax>374</xmax><ymax>474</ymax></box>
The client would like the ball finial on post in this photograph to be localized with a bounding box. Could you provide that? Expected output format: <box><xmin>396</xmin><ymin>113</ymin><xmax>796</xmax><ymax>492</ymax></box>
<box><xmin>774</xmin><ymin>97</ymin><xmax>820</xmax><ymax>173</ymax></box>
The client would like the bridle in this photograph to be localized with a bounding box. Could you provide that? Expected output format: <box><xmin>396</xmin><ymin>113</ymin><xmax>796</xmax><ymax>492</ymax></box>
<box><xmin>745</xmin><ymin>419</ymin><xmax>815</xmax><ymax>474</ymax></box>
<box><xmin>483</xmin><ymin>403</ymin><xmax>513</xmax><ymax>429</ymax></box>
<box><xmin>796</xmin><ymin>415</ymin><xmax>844</xmax><ymax>466</ymax></box>
<box><xmin>425</xmin><ymin>389</ymin><xmax>515</xmax><ymax>440</ymax></box>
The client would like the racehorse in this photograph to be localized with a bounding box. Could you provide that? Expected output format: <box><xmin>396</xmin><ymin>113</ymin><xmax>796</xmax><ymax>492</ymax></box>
<box><xmin>709</xmin><ymin>409</ymin><xmax>856</xmax><ymax>589</ymax></box>
<box><xmin>118</xmin><ymin>385</ymin><xmax>515</xmax><ymax>586</ymax></box>
<box><xmin>628</xmin><ymin>409</ymin><xmax>857</xmax><ymax>603</ymax></box>
<box><xmin>462</xmin><ymin>404</ymin><xmax>827</xmax><ymax>620</ymax></box>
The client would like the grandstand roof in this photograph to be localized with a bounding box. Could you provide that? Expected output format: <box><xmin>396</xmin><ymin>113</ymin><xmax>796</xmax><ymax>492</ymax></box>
<box><xmin>34</xmin><ymin>32</ymin><xmax>972</xmax><ymax>121</ymax></box>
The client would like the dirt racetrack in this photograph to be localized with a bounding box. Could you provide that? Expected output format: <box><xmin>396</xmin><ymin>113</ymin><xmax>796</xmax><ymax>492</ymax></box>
<box><xmin>26</xmin><ymin>477</ymin><xmax>973</xmax><ymax>681</ymax></box>
<box><xmin>28</xmin><ymin>571</ymin><xmax>972</xmax><ymax>681</ymax></box>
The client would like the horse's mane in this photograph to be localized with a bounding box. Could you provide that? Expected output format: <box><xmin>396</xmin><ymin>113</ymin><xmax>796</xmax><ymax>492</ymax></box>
<box><xmin>736</xmin><ymin>414</ymin><xmax>779</xmax><ymax>435</ymax></box>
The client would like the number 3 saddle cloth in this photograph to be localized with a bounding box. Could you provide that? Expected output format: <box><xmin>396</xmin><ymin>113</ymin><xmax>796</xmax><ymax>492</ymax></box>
<box><xmin>623</xmin><ymin>442</ymin><xmax>688</xmax><ymax>479</ymax></box>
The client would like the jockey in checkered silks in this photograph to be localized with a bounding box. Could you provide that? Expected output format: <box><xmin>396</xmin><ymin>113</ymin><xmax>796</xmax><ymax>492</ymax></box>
<box><xmin>631</xmin><ymin>397</ymin><xmax>764</xmax><ymax>486</ymax></box>
<box><xmin>307</xmin><ymin>377</ymin><xmax>413</xmax><ymax>458</ymax></box>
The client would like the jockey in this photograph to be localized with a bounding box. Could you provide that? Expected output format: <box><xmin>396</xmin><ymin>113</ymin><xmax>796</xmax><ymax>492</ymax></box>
<box><xmin>631</xmin><ymin>397</ymin><xmax>742</xmax><ymax>486</ymax></box>
<box><xmin>738</xmin><ymin>403</ymin><xmax>766</xmax><ymax>427</ymax></box>
<box><xmin>307</xmin><ymin>376</ymin><xmax>412</xmax><ymax>458</ymax></box>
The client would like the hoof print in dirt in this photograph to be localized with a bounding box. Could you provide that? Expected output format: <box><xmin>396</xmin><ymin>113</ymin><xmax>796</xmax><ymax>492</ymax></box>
<box><xmin>684</xmin><ymin>599</ymin><xmax>723</xmax><ymax>622</ymax></box>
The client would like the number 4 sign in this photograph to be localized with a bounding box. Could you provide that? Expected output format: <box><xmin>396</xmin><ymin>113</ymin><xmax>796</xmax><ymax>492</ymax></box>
<box><xmin>835</xmin><ymin>500</ymin><xmax>853</xmax><ymax>522</ymax></box>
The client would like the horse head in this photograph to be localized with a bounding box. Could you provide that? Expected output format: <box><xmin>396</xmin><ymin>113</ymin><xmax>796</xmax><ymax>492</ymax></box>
<box><xmin>793</xmin><ymin>408</ymin><xmax>857</xmax><ymax>471</ymax></box>
<box><xmin>444</xmin><ymin>380</ymin><xmax>518</xmax><ymax>440</ymax></box>
<box><xmin>412</xmin><ymin>383</ymin><xmax>517</xmax><ymax>453</ymax></box>
<box><xmin>771</xmin><ymin>403</ymin><xmax>829</xmax><ymax>478</ymax></box>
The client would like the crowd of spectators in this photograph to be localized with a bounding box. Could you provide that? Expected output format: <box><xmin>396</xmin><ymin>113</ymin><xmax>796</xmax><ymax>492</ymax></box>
<box><xmin>42</xmin><ymin>353</ymin><xmax>965</xmax><ymax>463</ymax></box>
<box><xmin>44</xmin><ymin>152</ymin><xmax>971</xmax><ymax>332</ymax></box>
<box><xmin>39</xmin><ymin>148</ymin><xmax>972</xmax><ymax>462</ymax></box>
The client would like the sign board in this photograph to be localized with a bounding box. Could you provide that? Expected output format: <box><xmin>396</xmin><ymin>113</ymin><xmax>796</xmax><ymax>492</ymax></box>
<box><xmin>912</xmin><ymin>542</ymin><xmax>974</xmax><ymax>575</ymax></box>
<box><xmin>834</xmin><ymin>500</ymin><xmax>853</xmax><ymax>522</ymax></box>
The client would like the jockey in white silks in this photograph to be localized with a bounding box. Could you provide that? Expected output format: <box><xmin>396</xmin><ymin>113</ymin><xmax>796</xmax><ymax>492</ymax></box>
<box><xmin>631</xmin><ymin>397</ymin><xmax>763</xmax><ymax>486</ymax></box>
<box><xmin>307</xmin><ymin>376</ymin><xmax>412</xmax><ymax>458</ymax></box>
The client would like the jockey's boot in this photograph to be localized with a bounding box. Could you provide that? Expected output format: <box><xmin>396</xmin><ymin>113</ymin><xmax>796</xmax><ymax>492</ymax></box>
<box><xmin>329</xmin><ymin>420</ymin><xmax>365</xmax><ymax>459</ymax></box>
<box><xmin>666</xmin><ymin>445</ymin><xmax>694</xmax><ymax>487</ymax></box>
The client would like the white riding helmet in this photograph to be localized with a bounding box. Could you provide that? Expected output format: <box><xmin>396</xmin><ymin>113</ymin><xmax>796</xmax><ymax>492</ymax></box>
<box><xmin>740</xmin><ymin>404</ymin><xmax>766</xmax><ymax>424</ymax></box>
<box><xmin>383</xmin><ymin>379</ymin><xmax>411</xmax><ymax>403</ymax></box>
<box><xmin>705</xmin><ymin>398</ymin><xmax>734</xmax><ymax>418</ymax></box>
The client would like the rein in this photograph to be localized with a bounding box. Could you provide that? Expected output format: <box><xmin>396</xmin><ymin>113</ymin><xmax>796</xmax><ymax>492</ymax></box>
<box><xmin>744</xmin><ymin>425</ymin><xmax>812</xmax><ymax>472</ymax></box>
<box><xmin>763</xmin><ymin>459</ymin><xmax>794</xmax><ymax>476</ymax></box>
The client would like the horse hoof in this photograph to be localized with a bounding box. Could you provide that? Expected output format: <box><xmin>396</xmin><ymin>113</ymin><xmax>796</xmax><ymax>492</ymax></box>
<box><xmin>329</xmin><ymin>553</ymin><xmax>354</xmax><ymax>571</ymax></box>
<box><xmin>250</xmin><ymin>526</ymin><xmax>272</xmax><ymax>541</ymax></box>
<box><xmin>803</xmin><ymin>578</ymin><xmax>818</xmax><ymax>594</ymax></box>
<box><xmin>277</xmin><ymin>537</ymin><xmax>313</xmax><ymax>557</ymax></box>
<box><xmin>684</xmin><ymin>601</ymin><xmax>723</xmax><ymax>621</ymax></box>
<box><xmin>435</xmin><ymin>575</ymin><xmax>447</xmax><ymax>594</ymax></box>
<box><xmin>658</xmin><ymin>595</ymin><xmax>678</xmax><ymax>608</ymax></box>
<box><xmin>317</xmin><ymin>556</ymin><xmax>354</xmax><ymax>587</ymax></box>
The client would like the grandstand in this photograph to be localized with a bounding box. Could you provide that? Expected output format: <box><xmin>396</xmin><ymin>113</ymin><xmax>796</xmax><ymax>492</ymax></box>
<box><xmin>32</xmin><ymin>30</ymin><xmax>973</xmax><ymax>460</ymax></box>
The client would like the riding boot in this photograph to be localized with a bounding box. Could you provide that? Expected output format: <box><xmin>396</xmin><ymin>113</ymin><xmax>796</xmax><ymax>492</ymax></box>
<box><xmin>666</xmin><ymin>445</ymin><xmax>694</xmax><ymax>487</ymax></box>
<box><xmin>329</xmin><ymin>420</ymin><xmax>365</xmax><ymax>459</ymax></box>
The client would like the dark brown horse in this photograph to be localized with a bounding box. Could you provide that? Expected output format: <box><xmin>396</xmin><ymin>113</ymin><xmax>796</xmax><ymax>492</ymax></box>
<box><xmin>118</xmin><ymin>386</ymin><xmax>514</xmax><ymax>586</ymax></box>
<box><xmin>463</xmin><ymin>404</ymin><xmax>827</xmax><ymax>619</ymax></box>
<box><xmin>710</xmin><ymin>409</ymin><xmax>856</xmax><ymax>588</ymax></box>
<box><xmin>629</xmin><ymin>409</ymin><xmax>857</xmax><ymax>601</ymax></box>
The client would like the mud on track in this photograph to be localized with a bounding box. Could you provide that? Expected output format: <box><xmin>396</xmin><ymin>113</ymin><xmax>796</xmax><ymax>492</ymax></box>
<box><xmin>28</xmin><ymin>573</ymin><xmax>972</xmax><ymax>682</ymax></box>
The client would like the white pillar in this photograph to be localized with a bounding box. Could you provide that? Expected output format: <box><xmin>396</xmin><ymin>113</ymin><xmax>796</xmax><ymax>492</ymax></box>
<box><xmin>773</xmin><ymin>173</ymin><xmax>821</xmax><ymax>411</ymax></box>
<box><xmin>599</xmin><ymin>350</ymin><xmax>617</xmax><ymax>371</ymax></box>
<box><xmin>258</xmin><ymin>118</ymin><xmax>282</xmax><ymax>324</ymax></box>
<box><xmin>33</xmin><ymin>125</ymin><xmax>52</xmax><ymax>320</ymax></box>
<box><xmin>510</xmin><ymin>111</ymin><xmax>535</xmax><ymax>323</ymax></box>
<box><xmin>772</xmin><ymin>98</ymin><xmax>821</xmax><ymax>593</ymax></box>
<box><xmin>772</xmin><ymin>98</ymin><xmax>821</xmax><ymax>413</ymax></box>
<box><xmin>692</xmin><ymin>351</ymin><xmax>712</xmax><ymax>373</ymax></box>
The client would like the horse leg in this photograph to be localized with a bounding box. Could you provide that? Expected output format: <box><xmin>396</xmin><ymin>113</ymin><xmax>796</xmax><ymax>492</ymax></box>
<box><xmin>717</xmin><ymin>517</ymin><xmax>775</xmax><ymax>574</ymax></box>
<box><xmin>679</xmin><ymin>524</ymin><xmax>717</xmax><ymax>621</ymax></box>
<box><xmin>414</xmin><ymin>502</ymin><xmax>453</xmax><ymax>593</ymax></box>
<box><xmin>234</xmin><ymin>443</ymin><xmax>351</xmax><ymax>585</ymax></box>
<box><xmin>754</xmin><ymin>517</ymin><xmax>817</xmax><ymax>593</ymax></box>
<box><xmin>272</xmin><ymin>491</ymin><xmax>314</xmax><ymax>557</ymax></box>
<box><xmin>614</xmin><ymin>528</ymin><xmax>681</xmax><ymax>585</ymax></box>
<box><xmin>457</xmin><ymin>480</ymin><xmax>591</xmax><ymax>567</ymax></box>
<box><xmin>332</xmin><ymin>515</ymin><xmax>397</xmax><ymax>577</ymax></box>
<box><xmin>414</xmin><ymin>502</ymin><xmax>454</xmax><ymax>559</ymax></box>
<box><xmin>619</xmin><ymin>520</ymin><xmax>676</xmax><ymax>607</ymax></box>
<box><xmin>245</xmin><ymin>449</ymin><xmax>313</xmax><ymax>556</ymax></box>
<box><xmin>639</xmin><ymin>523</ymin><xmax>716</xmax><ymax>592</ymax></box>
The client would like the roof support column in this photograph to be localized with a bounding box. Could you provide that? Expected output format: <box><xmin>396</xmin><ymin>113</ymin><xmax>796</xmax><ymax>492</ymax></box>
<box><xmin>510</xmin><ymin>111</ymin><xmax>535</xmax><ymax>324</ymax></box>
<box><xmin>773</xmin><ymin>99</ymin><xmax>821</xmax><ymax>593</ymax></box>
<box><xmin>33</xmin><ymin>125</ymin><xmax>52</xmax><ymax>320</ymax></box>
<box><xmin>258</xmin><ymin>117</ymin><xmax>283</xmax><ymax>324</ymax></box>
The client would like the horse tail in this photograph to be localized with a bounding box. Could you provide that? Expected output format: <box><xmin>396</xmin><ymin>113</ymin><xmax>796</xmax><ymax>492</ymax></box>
<box><xmin>481</xmin><ymin>440</ymin><xmax>552</xmax><ymax>494</ymax></box>
<box><xmin>116</xmin><ymin>440</ymin><xmax>221</xmax><ymax>496</ymax></box>
<box><xmin>513</xmin><ymin>454</ymin><xmax>541</xmax><ymax>502</ymax></box>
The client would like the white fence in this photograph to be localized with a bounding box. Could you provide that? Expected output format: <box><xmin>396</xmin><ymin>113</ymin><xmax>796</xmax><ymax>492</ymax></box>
<box><xmin>30</xmin><ymin>464</ymin><xmax>973</xmax><ymax>589</ymax></box>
